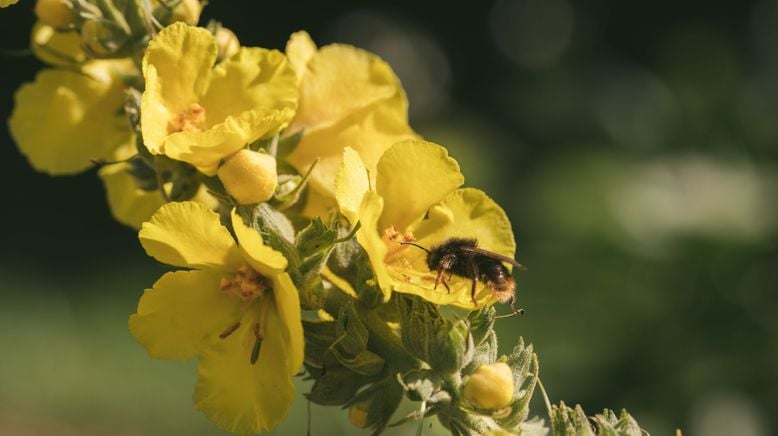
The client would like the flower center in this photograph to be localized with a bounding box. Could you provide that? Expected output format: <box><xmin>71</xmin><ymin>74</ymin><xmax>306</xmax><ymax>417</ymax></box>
<box><xmin>382</xmin><ymin>226</ymin><xmax>416</xmax><ymax>263</ymax></box>
<box><xmin>220</xmin><ymin>265</ymin><xmax>269</xmax><ymax>301</ymax></box>
<box><xmin>168</xmin><ymin>103</ymin><xmax>206</xmax><ymax>133</ymax></box>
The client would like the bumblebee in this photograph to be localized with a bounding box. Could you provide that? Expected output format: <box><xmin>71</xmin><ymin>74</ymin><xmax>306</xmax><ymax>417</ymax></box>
<box><xmin>402</xmin><ymin>237</ymin><xmax>526</xmax><ymax>307</ymax></box>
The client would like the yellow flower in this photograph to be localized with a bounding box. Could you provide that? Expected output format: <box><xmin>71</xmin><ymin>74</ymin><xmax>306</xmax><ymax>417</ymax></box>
<box><xmin>333</xmin><ymin>140</ymin><xmax>517</xmax><ymax>309</ymax></box>
<box><xmin>141</xmin><ymin>22</ymin><xmax>298</xmax><ymax>176</ymax></box>
<box><xmin>284</xmin><ymin>31</ymin><xmax>416</xmax><ymax>210</ymax></box>
<box><xmin>0</xmin><ymin>0</ymin><xmax>20</xmax><ymax>7</ymax></box>
<box><xmin>8</xmin><ymin>60</ymin><xmax>135</xmax><ymax>175</ymax></box>
<box><xmin>129</xmin><ymin>202</ymin><xmax>304</xmax><ymax>433</ymax></box>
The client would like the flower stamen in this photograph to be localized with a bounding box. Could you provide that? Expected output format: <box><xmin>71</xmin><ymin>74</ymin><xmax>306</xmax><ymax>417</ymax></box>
<box><xmin>250</xmin><ymin>322</ymin><xmax>264</xmax><ymax>365</ymax></box>
<box><xmin>218</xmin><ymin>321</ymin><xmax>241</xmax><ymax>339</ymax></box>
<box><xmin>382</xmin><ymin>226</ymin><xmax>416</xmax><ymax>263</ymax></box>
<box><xmin>168</xmin><ymin>103</ymin><xmax>206</xmax><ymax>133</ymax></box>
<box><xmin>220</xmin><ymin>266</ymin><xmax>269</xmax><ymax>301</ymax></box>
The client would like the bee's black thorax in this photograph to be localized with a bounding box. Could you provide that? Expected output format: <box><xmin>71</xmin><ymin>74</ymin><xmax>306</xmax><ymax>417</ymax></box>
<box><xmin>428</xmin><ymin>238</ymin><xmax>478</xmax><ymax>277</ymax></box>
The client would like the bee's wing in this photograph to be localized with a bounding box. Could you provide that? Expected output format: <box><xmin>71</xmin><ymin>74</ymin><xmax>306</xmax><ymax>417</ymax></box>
<box><xmin>460</xmin><ymin>247</ymin><xmax>528</xmax><ymax>271</ymax></box>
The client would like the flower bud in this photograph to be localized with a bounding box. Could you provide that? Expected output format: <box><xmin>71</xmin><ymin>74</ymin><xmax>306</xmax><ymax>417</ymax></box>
<box><xmin>35</xmin><ymin>0</ymin><xmax>76</xmax><ymax>29</ymax></box>
<box><xmin>348</xmin><ymin>400</ymin><xmax>370</xmax><ymax>428</ymax></box>
<box><xmin>169</xmin><ymin>0</ymin><xmax>201</xmax><ymax>25</ymax></box>
<box><xmin>463</xmin><ymin>362</ymin><xmax>515</xmax><ymax>410</ymax></box>
<box><xmin>215</xmin><ymin>26</ymin><xmax>240</xmax><ymax>61</ymax></box>
<box><xmin>217</xmin><ymin>150</ymin><xmax>278</xmax><ymax>205</ymax></box>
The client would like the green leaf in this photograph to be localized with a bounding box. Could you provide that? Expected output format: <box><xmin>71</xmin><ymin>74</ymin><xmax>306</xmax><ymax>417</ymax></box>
<box><xmin>335</xmin><ymin>300</ymin><xmax>369</xmax><ymax>356</ymax></box>
<box><xmin>306</xmin><ymin>365</ymin><xmax>371</xmax><ymax>406</ymax></box>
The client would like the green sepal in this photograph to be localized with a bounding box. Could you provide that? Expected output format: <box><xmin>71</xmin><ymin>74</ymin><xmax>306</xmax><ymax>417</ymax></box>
<box><xmin>327</xmin><ymin>238</ymin><xmax>383</xmax><ymax>308</ymax></box>
<box><xmin>590</xmin><ymin>409</ymin><xmax>643</xmax><ymax>436</ymax></box>
<box><xmin>397</xmin><ymin>369</ymin><xmax>448</xmax><ymax>404</ymax></box>
<box><xmin>468</xmin><ymin>307</ymin><xmax>496</xmax><ymax>349</ymax></box>
<box><xmin>551</xmin><ymin>402</ymin><xmax>596</xmax><ymax>436</ymax></box>
<box><xmin>396</xmin><ymin>295</ymin><xmax>468</xmax><ymax>374</ymax></box>
<box><xmin>296</xmin><ymin>217</ymin><xmax>338</xmax><ymax>259</ymax></box>
<box><xmin>551</xmin><ymin>403</ymin><xmax>643</xmax><ymax>436</ymax></box>
<box><xmin>250</xmin><ymin>203</ymin><xmax>304</xmax><ymax>286</ymax></box>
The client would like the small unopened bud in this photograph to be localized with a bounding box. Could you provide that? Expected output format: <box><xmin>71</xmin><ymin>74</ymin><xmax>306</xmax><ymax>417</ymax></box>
<box><xmin>348</xmin><ymin>400</ymin><xmax>370</xmax><ymax>428</ymax></box>
<box><xmin>169</xmin><ymin>0</ymin><xmax>201</xmax><ymax>25</ymax></box>
<box><xmin>463</xmin><ymin>362</ymin><xmax>514</xmax><ymax>410</ymax></box>
<box><xmin>215</xmin><ymin>26</ymin><xmax>240</xmax><ymax>60</ymax></box>
<box><xmin>35</xmin><ymin>0</ymin><xmax>76</xmax><ymax>29</ymax></box>
<box><xmin>217</xmin><ymin>149</ymin><xmax>278</xmax><ymax>205</ymax></box>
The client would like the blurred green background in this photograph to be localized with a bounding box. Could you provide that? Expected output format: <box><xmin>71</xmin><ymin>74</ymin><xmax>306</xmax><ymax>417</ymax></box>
<box><xmin>2</xmin><ymin>0</ymin><xmax>777</xmax><ymax>434</ymax></box>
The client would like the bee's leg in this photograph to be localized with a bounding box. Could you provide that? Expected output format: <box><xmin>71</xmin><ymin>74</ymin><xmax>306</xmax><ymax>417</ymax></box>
<box><xmin>442</xmin><ymin>277</ymin><xmax>451</xmax><ymax>293</ymax></box>
<box><xmin>434</xmin><ymin>269</ymin><xmax>444</xmax><ymax>290</ymax></box>
<box><xmin>468</xmin><ymin>259</ymin><xmax>479</xmax><ymax>304</ymax></box>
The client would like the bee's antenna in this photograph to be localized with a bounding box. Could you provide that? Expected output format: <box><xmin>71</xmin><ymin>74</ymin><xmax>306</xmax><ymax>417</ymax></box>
<box><xmin>401</xmin><ymin>241</ymin><xmax>431</xmax><ymax>254</ymax></box>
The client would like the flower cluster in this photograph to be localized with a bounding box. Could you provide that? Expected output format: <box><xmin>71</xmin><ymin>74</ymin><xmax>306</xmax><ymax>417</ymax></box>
<box><xmin>7</xmin><ymin>1</ymin><xmax>647</xmax><ymax>435</ymax></box>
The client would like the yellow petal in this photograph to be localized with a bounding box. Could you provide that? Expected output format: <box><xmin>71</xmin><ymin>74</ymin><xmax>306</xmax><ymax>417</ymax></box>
<box><xmin>141</xmin><ymin>22</ymin><xmax>217</xmax><ymax>154</ymax></box>
<box><xmin>165</xmin><ymin>107</ymin><xmax>296</xmax><ymax>176</ymax></box>
<box><xmin>286</xmin><ymin>42</ymin><xmax>415</xmax><ymax>199</ymax></box>
<box><xmin>335</xmin><ymin>147</ymin><xmax>369</xmax><ymax>224</ymax></box>
<box><xmin>140</xmin><ymin>201</ymin><xmax>243</xmax><ymax>270</ymax></box>
<box><xmin>393</xmin><ymin>188</ymin><xmax>517</xmax><ymax>309</ymax></box>
<box><xmin>99</xmin><ymin>162</ymin><xmax>166</xmax><ymax>229</ymax></box>
<box><xmin>355</xmin><ymin>192</ymin><xmax>392</xmax><ymax>300</ymax></box>
<box><xmin>288</xmin><ymin>92</ymin><xmax>415</xmax><ymax>199</ymax></box>
<box><xmin>272</xmin><ymin>273</ymin><xmax>304</xmax><ymax>374</ymax></box>
<box><xmin>289</xmin><ymin>43</ymin><xmax>403</xmax><ymax>133</ymax></box>
<box><xmin>161</xmin><ymin>45</ymin><xmax>297</xmax><ymax>175</ymax></box>
<box><xmin>193</xmin><ymin>300</ymin><xmax>296</xmax><ymax>433</ymax></box>
<box><xmin>376</xmin><ymin>139</ymin><xmax>464</xmax><ymax>231</ymax></box>
<box><xmin>30</xmin><ymin>23</ymin><xmax>87</xmax><ymax>66</ymax></box>
<box><xmin>230</xmin><ymin>209</ymin><xmax>288</xmax><ymax>276</ymax></box>
<box><xmin>9</xmin><ymin>68</ymin><xmax>131</xmax><ymax>175</ymax></box>
<box><xmin>285</xmin><ymin>30</ymin><xmax>317</xmax><ymax>83</ymax></box>
<box><xmin>200</xmin><ymin>47</ymin><xmax>297</xmax><ymax>135</ymax></box>
<box><xmin>129</xmin><ymin>270</ymin><xmax>243</xmax><ymax>360</ymax></box>
<box><xmin>0</xmin><ymin>0</ymin><xmax>19</xmax><ymax>7</ymax></box>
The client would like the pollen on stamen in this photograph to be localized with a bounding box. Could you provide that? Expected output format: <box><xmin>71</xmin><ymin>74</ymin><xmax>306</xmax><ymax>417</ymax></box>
<box><xmin>221</xmin><ymin>266</ymin><xmax>269</xmax><ymax>301</ymax></box>
<box><xmin>382</xmin><ymin>226</ymin><xmax>416</xmax><ymax>263</ymax></box>
<box><xmin>168</xmin><ymin>103</ymin><xmax>206</xmax><ymax>133</ymax></box>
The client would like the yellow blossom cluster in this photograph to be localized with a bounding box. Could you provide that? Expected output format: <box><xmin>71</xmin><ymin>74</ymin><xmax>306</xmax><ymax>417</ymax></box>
<box><xmin>7</xmin><ymin>6</ymin><xmax>523</xmax><ymax>433</ymax></box>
